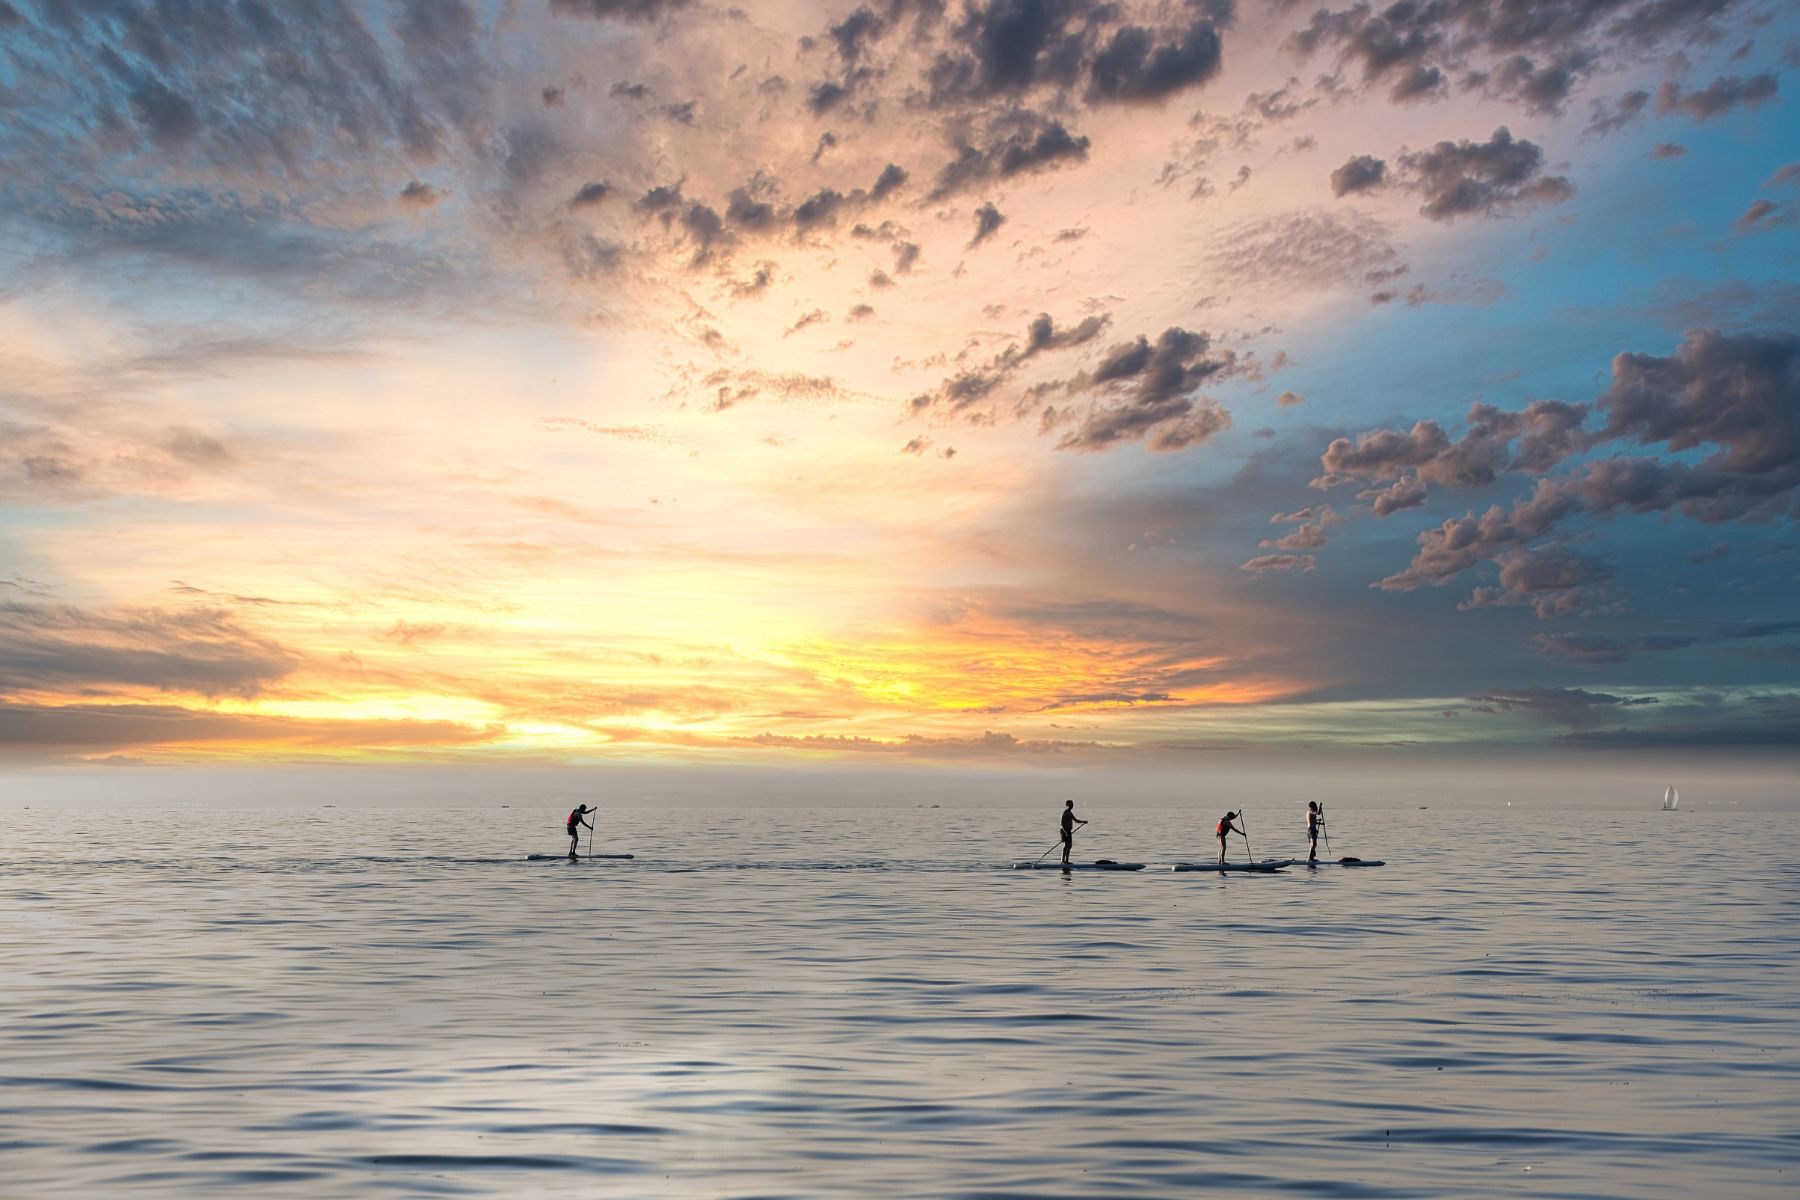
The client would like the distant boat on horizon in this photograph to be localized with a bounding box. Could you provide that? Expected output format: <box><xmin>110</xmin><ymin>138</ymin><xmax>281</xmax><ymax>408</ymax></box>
<box><xmin>1662</xmin><ymin>784</ymin><xmax>1679</xmax><ymax>811</ymax></box>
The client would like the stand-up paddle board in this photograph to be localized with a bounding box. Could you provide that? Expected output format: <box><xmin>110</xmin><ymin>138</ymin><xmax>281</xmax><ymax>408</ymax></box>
<box><xmin>526</xmin><ymin>853</ymin><xmax>636</xmax><ymax>860</ymax></box>
<box><xmin>1012</xmin><ymin>859</ymin><xmax>1145</xmax><ymax>871</ymax></box>
<box><xmin>1166</xmin><ymin>859</ymin><xmax>1293</xmax><ymax>872</ymax></box>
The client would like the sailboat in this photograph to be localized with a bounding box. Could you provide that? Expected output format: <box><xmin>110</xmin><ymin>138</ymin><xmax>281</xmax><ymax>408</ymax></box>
<box><xmin>1661</xmin><ymin>785</ymin><xmax>1679</xmax><ymax>811</ymax></box>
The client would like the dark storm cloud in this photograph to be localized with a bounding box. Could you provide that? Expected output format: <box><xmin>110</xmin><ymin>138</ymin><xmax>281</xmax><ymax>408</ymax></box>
<box><xmin>1655</xmin><ymin>72</ymin><xmax>1779</xmax><ymax>121</ymax></box>
<box><xmin>1392</xmin><ymin>127</ymin><xmax>1575</xmax><ymax>221</ymax></box>
<box><xmin>0</xmin><ymin>601</ymin><xmax>295</xmax><ymax>699</ymax></box>
<box><xmin>1330</xmin><ymin>154</ymin><xmax>1388</xmax><ymax>196</ymax></box>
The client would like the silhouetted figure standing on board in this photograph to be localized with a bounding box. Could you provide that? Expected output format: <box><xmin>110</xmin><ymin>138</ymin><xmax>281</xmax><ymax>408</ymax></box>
<box><xmin>1216</xmin><ymin>810</ymin><xmax>1244</xmax><ymax>866</ymax></box>
<box><xmin>567</xmin><ymin>804</ymin><xmax>594</xmax><ymax>859</ymax></box>
<box><xmin>1305</xmin><ymin>801</ymin><xmax>1322</xmax><ymax>864</ymax></box>
<box><xmin>1060</xmin><ymin>800</ymin><xmax>1087</xmax><ymax>867</ymax></box>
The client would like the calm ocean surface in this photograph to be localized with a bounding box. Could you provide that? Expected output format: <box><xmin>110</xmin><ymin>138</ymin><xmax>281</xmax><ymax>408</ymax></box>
<box><xmin>2</xmin><ymin>789</ymin><xmax>1796</xmax><ymax>1198</ymax></box>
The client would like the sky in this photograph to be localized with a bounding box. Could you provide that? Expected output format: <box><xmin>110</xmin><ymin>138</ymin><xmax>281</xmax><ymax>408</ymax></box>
<box><xmin>1</xmin><ymin>0</ymin><xmax>1797</xmax><ymax>775</ymax></box>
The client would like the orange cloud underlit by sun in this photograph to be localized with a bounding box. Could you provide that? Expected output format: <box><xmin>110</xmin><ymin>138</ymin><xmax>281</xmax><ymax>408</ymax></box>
<box><xmin>764</xmin><ymin>612</ymin><xmax>1309</xmax><ymax>717</ymax></box>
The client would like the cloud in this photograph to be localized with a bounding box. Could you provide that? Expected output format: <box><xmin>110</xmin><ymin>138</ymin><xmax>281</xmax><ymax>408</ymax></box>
<box><xmin>569</xmin><ymin>181</ymin><xmax>612</xmax><ymax>208</ymax></box>
<box><xmin>1531</xmin><ymin>632</ymin><xmax>1697</xmax><ymax>665</ymax></box>
<box><xmin>549</xmin><ymin>0</ymin><xmax>694</xmax><ymax>21</ymax></box>
<box><xmin>1457</xmin><ymin>548</ymin><xmax>1614</xmax><ymax>618</ymax></box>
<box><xmin>912</xmin><ymin>311</ymin><xmax>1113</xmax><ymax>414</ymax></box>
<box><xmin>0</xmin><ymin>601</ymin><xmax>295</xmax><ymax>699</ymax></box>
<box><xmin>1053</xmin><ymin>327</ymin><xmax>1237</xmax><ymax>452</ymax></box>
<box><xmin>1309</xmin><ymin>327</ymin><xmax>1800</xmax><ymax>602</ymax></box>
<box><xmin>1259</xmin><ymin>522</ymin><xmax>1329</xmax><ymax>551</ymax></box>
<box><xmin>1733</xmin><ymin>199</ymin><xmax>1783</xmax><ymax>233</ymax></box>
<box><xmin>0</xmin><ymin>700</ymin><xmax>495</xmax><ymax>757</ymax></box>
<box><xmin>1479</xmin><ymin>52</ymin><xmax>1590</xmax><ymax>114</ymax></box>
<box><xmin>1240</xmin><ymin>553</ymin><xmax>1316</xmax><ymax>574</ymax></box>
<box><xmin>1586</xmin><ymin>89</ymin><xmax>1650</xmax><ymax>136</ymax></box>
<box><xmin>968</xmin><ymin>202</ymin><xmax>1008</xmax><ymax>248</ymax></box>
<box><xmin>924</xmin><ymin>1</ymin><xmax>1232</xmax><ymax>110</ymax></box>
<box><xmin>869</xmin><ymin>162</ymin><xmax>909</xmax><ymax>201</ymax></box>
<box><xmin>398</xmin><ymin>181</ymin><xmax>444</xmax><ymax>209</ymax></box>
<box><xmin>784</xmin><ymin>308</ymin><xmax>828</xmax><ymax>336</ymax></box>
<box><xmin>931</xmin><ymin>112</ymin><xmax>1091</xmax><ymax>199</ymax></box>
<box><xmin>1655</xmin><ymin>72</ymin><xmax>1779</xmax><ymax>121</ymax></box>
<box><xmin>1287</xmin><ymin>0</ymin><xmax>1727</xmax><ymax>115</ymax></box>
<box><xmin>1537</xmin><ymin>619</ymin><xmax>1800</xmax><ymax>664</ymax></box>
<box><xmin>1357</xmin><ymin>475</ymin><xmax>1428</xmax><ymax>516</ymax></box>
<box><xmin>1084</xmin><ymin>20</ymin><xmax>1225</xmax><ymax>105</ymax></box>
<box><xmin>1392</xmin><ymin>127</ymin><xmax>1575</xmax><ymax>221</ymax></box>
<box><xmin>1330</xmin><ymin>154</ymin><xmax>1387</xmax><ymax>196</ymax></box>
<box><xmin>1318</xmin><ymin>399</ymin><xmax>1592</xmax><ymax>498</ymax></box>
<box><xmin>1467</xmin><ymin>686</ymin><xmax>1657</xmax><ymax>728</ymax></box>
<box><xmin>1206</xmin><ymin>209</ymin><xmax>1406</xmax><ymax>294</ymax></box>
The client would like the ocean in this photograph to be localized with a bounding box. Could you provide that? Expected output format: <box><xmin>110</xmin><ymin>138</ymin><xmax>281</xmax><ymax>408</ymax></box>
<box><xmin>3</xmin><ymin>785</ymin><xmax>1796</xmax><ymax>1197</ymax></box>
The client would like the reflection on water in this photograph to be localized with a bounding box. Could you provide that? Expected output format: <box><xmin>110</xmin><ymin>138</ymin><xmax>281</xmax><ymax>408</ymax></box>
<box><xmin>2</xmin><ymin>799</ymin><xmax>1796</xmax><ymax>1197</ymax></box>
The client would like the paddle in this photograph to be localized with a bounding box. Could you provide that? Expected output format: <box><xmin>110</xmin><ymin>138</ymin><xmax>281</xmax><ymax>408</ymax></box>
<box><xmin>585</xmin><ymin>809</ymin><xmax>595</xmax><ymax>860</ymax></box>
<box><xmin>1033</xmin><ymin>817</ymin><xmax>1087</xmax><ymax>864</ymax></box>
<box><xmin>1240</xmin><ymin>809</ymin><xmax>1254</xmax><ymax>863</ymax></box>
<box><xmin>1320</xmin><ymin>802</ymin><xmax>1333</xmax><ymax>857</ymax></box>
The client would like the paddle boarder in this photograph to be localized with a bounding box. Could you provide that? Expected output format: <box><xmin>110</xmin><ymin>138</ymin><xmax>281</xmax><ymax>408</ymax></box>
<box><xmin>1060</xmin><ymin>800</ymin><xmax>1087</xmax><ymax>867</ymax></box>
<box><xmin>566</xmin><ymin>803</ymin><xmax>595</xmax><ymax>859</ymax></box>
<box><xmin>1305</xmin><ymin>801</ymin><xmax>1322</xmax><ymax>864</ymax></box>
<box><xmin>1216</xmin><ymin>810</ymin><xmax>1244</xmax><ymax>866</ymax></box>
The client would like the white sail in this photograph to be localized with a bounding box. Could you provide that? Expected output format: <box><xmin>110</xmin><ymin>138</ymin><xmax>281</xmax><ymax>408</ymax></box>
<box><xmin>1662</xmin><ymin>785</ymin><xmax>1679</xmax><ymax>811</ymax></box>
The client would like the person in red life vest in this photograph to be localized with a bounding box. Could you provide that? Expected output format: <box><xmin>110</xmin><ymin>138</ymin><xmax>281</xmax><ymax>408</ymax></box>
<box><xmin>1059</xmin><ymin>799</ymin><xmax>1087</xmax><ymax>866</ymax></box>
<box><xmin>566</xmin><ymin>804</ymin><xmax>595</xmax><ymax>859</ymax></box>
<box><xmin>1305</xmin><ymin>801</ymin><xmax>1322</xmax><ymax>864</ymax></box>
<box><xmin>1216</xmin><ymin>810</ymin><xmax>1244</xmax><ymax>866</ymax></box>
